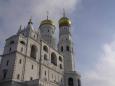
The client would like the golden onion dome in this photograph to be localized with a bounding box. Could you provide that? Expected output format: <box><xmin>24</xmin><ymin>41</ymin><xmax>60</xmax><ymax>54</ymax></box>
<box><xmin>59</xmin><ymin>17</ymin><xmax>71</xmax><ymax>27</ymax></box>
<box><xmin>40</xmin><ymin>19</ymin><xmax>54</xmax><ymax>26</ymax></box>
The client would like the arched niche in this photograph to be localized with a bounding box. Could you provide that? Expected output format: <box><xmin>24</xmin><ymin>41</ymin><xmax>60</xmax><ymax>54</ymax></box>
<box><xmin>30</xmin><ymin>45</ymin><xmax>37</xmax><ymax>59</ymax></box>
<box><xmin>43</xmin><ymin>45</ymin><xmax>48</xmax><ymax>52</ymax></box>
<box><xmin>51</xmin><ymin>52</ymin><xmax>57</xmax><ymax>66</ymax></box>
<box><xmin>68</xmin><ymin>77</ymin><xmax>74</xmax><ymax>86</ymax></box>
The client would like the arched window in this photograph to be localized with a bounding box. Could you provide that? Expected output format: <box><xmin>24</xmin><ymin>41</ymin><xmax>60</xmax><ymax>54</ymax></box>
<box><xmin>68</xmin><ymin>77</ymin><xmax>74</xmax><ymax>86</ymax></box>
<box><xmin>66</xmin><ymin>46</ymin><xmax>70</xmax><ymax>51</ymax></box>
<box><xmin>9</xmin><ymin>47</ymin><xmax>11</xmax><ymax>52</ymax></box>
<box><xmin>10</xmin><ymin>41</ymin><xmax>14</xmax><ymax>45</ymax></box>
<box><xmin>44</xmin><ymin>71</ymin><xmax>47</xmax><ymax>76</ymax></box>
<box><xmin>17</xmin><ymin>74</ymin><xmax>20</xmax><ymax>79</ymax></box>
<box><xmin>51</xmin><ymin>52</ymin><xmax>57</xmax><ymax>66</ymax></box>
<box><xmin>61</xmin><ymin>78</ymin><xmax>63</xmax><ymax>82</ymax></box>
<box><xmin>60</xmin><ymin>64</ymin><xmax>62</xmax><ymax>69</ymax></box>
<box><xmin>30</xmin><ymin>45</ymin><xmax>37</xmax><ymax>59</ymax></box>
<box><xmin>19</xmin><ymin>59</ymin><xmax>22</xmax><ymax>64</ymax></box>
<box><xmin>48</xmin><ymin>29</ymin><xmax>49</xmax><ymax>32</ymax></box>
<box><xmin>30</xmin><ymin>77</ymin><xmax>33</xmax><ymax>80</ymax></box>
<box><xmin>44</xmin><ymin>54</ymin><xmax>48</xmax><ymax>60</ymax></box>
<box><xmin>78</xmin><ymin>79</ymin><xmax>81</xmax><ymax>86</ymax></box>
<box><xmin>6</xmin><ymin>60</ymin><xmax>9</xmax><ymax>66</ymax></box>
<box><xmin>59</xmin><ymin>56</ymin><xmax>62</xmax><ymax>62</ymax></box>
<box><xmin>34</xmin><ymin>35</ymin><xmax>36</xmax><ymax>38</ymax></box>
<box><xmin>61</xmin><ymin>46</ymin><xmax>63</xmax><ymax>52</ymax></box>
<box><xmin>3</xmin><ymin>69</ymin><xmax>8</xmax><ymax>79</ymax></box>
<box><xmin>43</xmin><ymin>45</ymin><xmax>48</xmax><ymax>52</ymax></box>
<box><xmin>20</xmin><ymin>41</ymin><xmax>25</xmax><ymax>45</ymax></box>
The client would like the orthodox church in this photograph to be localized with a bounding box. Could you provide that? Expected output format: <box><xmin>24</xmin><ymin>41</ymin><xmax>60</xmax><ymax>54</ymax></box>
<box><xmin>0</xmin><ymin>12</ymin><xmax>81</xmax><ymax>86</ymax></box>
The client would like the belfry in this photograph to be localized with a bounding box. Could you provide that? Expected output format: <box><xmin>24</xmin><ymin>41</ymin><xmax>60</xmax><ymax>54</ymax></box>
<box><xmin>0</xmin><ymin>11</ymin><xmax>81</xmax><ymax>86</ymax></box>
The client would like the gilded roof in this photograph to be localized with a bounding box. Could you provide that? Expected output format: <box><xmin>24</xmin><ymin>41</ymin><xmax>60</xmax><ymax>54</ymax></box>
<box><xmin>59</xmin><ymin>17</ymin><xmax>71</xmax><ymax>27</ymax></box>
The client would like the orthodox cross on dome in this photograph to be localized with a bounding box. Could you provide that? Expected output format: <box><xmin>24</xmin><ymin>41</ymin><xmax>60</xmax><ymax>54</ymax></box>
<box><xmin>63</xmin><ymin>8</ymin><xmax>66</xmax><ymax>17</ymax></box>
<box><xmin>46</xmin><ymin>11</ymin><xmax>49</xmax><ymax>20</ymax></box>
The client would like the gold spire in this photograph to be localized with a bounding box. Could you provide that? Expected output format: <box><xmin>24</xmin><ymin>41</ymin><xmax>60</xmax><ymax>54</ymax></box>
<box><xmin>59</xmin><ymin>9</ymin><xmax>71</xmax><ymax>27</ymax></box>
<box><xmin>47</xmin><ymin>11</ymin><xmax>49</xmax><ymax>20</ymax></box>
<box><xmin>40</xmin><ymin>12</ymin><xmax>54</xmax><ymax>26</ymax></box>
<box><xmin>63</xmin><ymin>8</ymin><xmax>66</xmax><ymax>17</ymax></box>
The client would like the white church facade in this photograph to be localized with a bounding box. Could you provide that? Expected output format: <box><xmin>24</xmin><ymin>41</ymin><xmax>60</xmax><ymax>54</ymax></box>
<box><xmin>0</xmin><ymin>14</ymin><xmax>81</xmax><ymax>86</ymax></box>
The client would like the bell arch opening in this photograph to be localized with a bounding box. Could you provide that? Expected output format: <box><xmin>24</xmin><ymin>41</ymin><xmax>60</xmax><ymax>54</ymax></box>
<box><xmin>51</xmin><ymin>52</ymin><xmax>57</xmax><ymax>66</ymax></box>
<box><xmin>68</xmin><ymin>77</ymin><xmax>74</xmax><ymax>86</ymax></box>
<box><xmin>30</xmin><ymin>45</ymin><xmax>37</xmax><ymax>59</ymax></box>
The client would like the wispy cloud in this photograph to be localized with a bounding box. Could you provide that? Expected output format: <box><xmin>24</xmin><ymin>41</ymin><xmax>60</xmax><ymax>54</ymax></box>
<box><xmin>82</xmin><ymin>40</ymin><xmax>115</xmax><ymax>86</ymax></box>
<box><xmin>0</xmin><ymin>0</ymin><xmax>79</xmax><ymax>55</ymax></box>
<box><xmin>0</xmin><ymin>0</ymin><xmax>78</xmax><ymax>29</ymax></box>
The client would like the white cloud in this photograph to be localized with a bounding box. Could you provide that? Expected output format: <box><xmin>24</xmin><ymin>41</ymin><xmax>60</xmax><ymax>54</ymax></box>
<box><xmin>82</xmin><ymin>40</ymin><xmax>115</xmax><ymax>86</ymax></box>
<box><xmin>0</xmin><ymin>0</ymin><xmax>78</xmax><ymax>29</ymax></box>
<box><xmin>0</xmin><ymin>0</ymin><xmax>79</xmax><ymax>54</ymax></box>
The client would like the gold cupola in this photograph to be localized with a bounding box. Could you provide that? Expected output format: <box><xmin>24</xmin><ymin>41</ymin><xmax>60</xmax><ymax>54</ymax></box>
<box><xmin>40</xmin><ymin>12</ymin><xmax>54</xmax><ymax>27</ymax></box>
<box><xmin>59</xmin><ymin>17</ymin><xmax>71</xmax><ymax>27</ymax></box>
<box><xmin>40</xmin><ymin>19</ymin><xmax>54</xmax><ymax>26</ymax></box>
<box><xmin>59</xmin><ymin>9</ymin><xmax>71</xmax><ymax>27</ymax></box>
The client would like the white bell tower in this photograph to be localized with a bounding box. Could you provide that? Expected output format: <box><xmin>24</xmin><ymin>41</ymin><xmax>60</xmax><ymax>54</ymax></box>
<box><xmin>58</xmin><ymin>12</ymin><xmax>75</xmax><ymax>72</ymax></box>
<box><xmin>39</xmin><ymin>13</ymin><xmax>56</xmax><ymax>49</ymax></box>
<box><xmin>58</xmin><ymin>11</ymin><xmax>81</xmax><ymax>86</ymax></box>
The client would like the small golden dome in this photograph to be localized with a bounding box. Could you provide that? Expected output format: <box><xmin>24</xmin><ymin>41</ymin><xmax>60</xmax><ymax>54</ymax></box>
<box><xmin>40</xmin><ymin>19</ymin><xmax>54</xmax><ymax>26</ymax></box>
<box><xmin>59</xmin><ymin>17</ymin><xmax>71</xmax><ymax>27</ymax></box>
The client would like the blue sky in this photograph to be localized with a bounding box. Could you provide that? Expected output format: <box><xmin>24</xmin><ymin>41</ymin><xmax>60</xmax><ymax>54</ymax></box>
<box><xmin>74</xmin><ymin>0</ymin><xmax>115</xmax><ymax>70</ymax></box>
<box><xmin>0</xmin><ymin>0</ymin><xmax>115</xmax><ymax>86</ymax></box>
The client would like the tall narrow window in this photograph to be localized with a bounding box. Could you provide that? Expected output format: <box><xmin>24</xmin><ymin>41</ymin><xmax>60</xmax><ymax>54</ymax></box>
<box><xmin>3</xmin><ymin>69</ymin><xmax>8</xmax><ymax>79</ymax></box>
<box><xmin>9</xmin><ymin>48</ymin><xmax>11</xmax><ymax>52</ymax></box>
<box><xmin>68</xmin><ymin>77</ymin><xmax>74</xmax><ymax>86</ymax></box>
<box><xmin>44</xmin><ymin>54</ymin><xmax>48</xmax><ymax>60</ymax></box>
<box><xmin>34</xmin><ymin>35</ymin><xmax>35</xmax><ymax>38</ymax></box>
<box><xmin>78</xmin><ymin>79</ymin><xmax>81</xmax><ymax>86</ymax></box>
<box><xmin>32</xmin><ymin>65</ymin><xmax>34</xmax><ymax>70</ymax></box>
<box><xmin>61</xmin><ymin>78</ymin><xmax>63</xmax><ymax>82</ymax></box>
<box><xmin>45</xmin><ymin>71</ymin><xmax>46</xmax><ymax>76</ymax></box>
<box><xmin>19</xmin><ymin>59</ymin><xmax>22</xmax><ymax>64</ymax></box>
<box><xmin>51</xmin><ymin>52</ymin><xmax>57</xmax><ymax>66</ymax></box>
<box><xmin>60</xmin><ymin>64</ymin><xmax>62</xmax><ymax>69</ymax></box>
<box><xmin>30</xmin><ymin>77</ymin><xmax>33</xmax><ymax>80</ymax></box>
<box><xmin>6</xmin><ymin>60</ymin><xmax>9</xmax><ymax>66</ymax></box>
<box><xmin>61</xmin><ymin>46</ymin><xmax>63</xmax><ymax>52</ymax></box>
<box><xmin>66</xmin><ymin>46</ymin><xmax>70</xmax><ymax>51</ymax></box>
<box><xmin>43</xmin><ymin>45</ymin><xmax>48</xmax><ymax>52</ymax></box>
<box><xmin>59</xmin><ymin>56</ymin><xmax>62</xmax><ymax>62</ymax></box>
<box><xmin>23</xmin><ymin>33</ymin><xmax>24</xmax><ymax>36</ymax></box>
<box><xmin>30</xmin><ymin>45</ymin><xmax>37</xmax><ymax>59</ymax></box>
<box><xmin>17</xmin><ymin>74</ymin><xmax>20</xmax><ymax>79</ymax></box>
